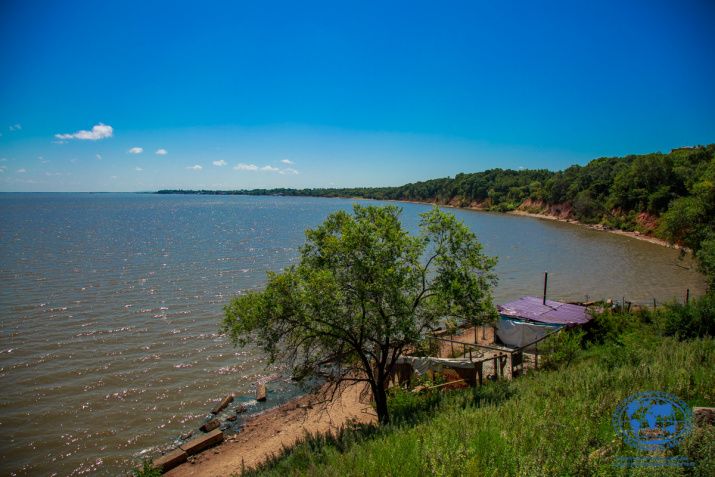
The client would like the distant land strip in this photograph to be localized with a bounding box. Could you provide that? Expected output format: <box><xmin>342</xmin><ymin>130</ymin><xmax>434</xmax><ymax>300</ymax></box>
<box><xmin>157</xmin><ymin>144</ymin><xmax>714</xmax><ymax>240</ymax></box>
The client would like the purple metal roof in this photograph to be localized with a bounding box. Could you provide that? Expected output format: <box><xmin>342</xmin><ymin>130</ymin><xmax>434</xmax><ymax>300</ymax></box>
<box><xmin>497</xmin><ymin>296</ymin><xmax>593</xmax><ymax>326</ymax></box>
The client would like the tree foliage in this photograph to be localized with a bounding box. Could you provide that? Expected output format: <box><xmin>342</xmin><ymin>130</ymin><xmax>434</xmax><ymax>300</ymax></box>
<box><xmin>221</xmin><ymin>204</ymin><xmax>497</xmax><ymax>424</ymax></box>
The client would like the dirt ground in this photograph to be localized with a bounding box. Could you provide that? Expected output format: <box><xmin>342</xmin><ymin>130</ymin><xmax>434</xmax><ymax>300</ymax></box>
<box><xmin>164</xmin><ymin>382</ymin><xmax>376</xmax><ymax>477</ymax></box>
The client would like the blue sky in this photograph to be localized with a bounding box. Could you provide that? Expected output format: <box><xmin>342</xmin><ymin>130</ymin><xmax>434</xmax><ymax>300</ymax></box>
<box><xmin>1</xmin><ymin>0</ymin><xmax>714</xmax><ymax>192</ymax></box>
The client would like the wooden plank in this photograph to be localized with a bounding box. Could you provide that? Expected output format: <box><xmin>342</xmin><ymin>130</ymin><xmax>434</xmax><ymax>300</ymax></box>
<box><xmin>152</xmin><ymin>449</ymin><xmax>187</xmax><ymax>473</ymax></box>
<box><xmin>180</xmin><ymin>429</ymin><xmax>224</xmax><ymax>455</ymax></box>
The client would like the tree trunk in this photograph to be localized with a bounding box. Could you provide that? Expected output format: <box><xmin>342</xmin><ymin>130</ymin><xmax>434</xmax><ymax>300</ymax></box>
<box><xmin>373</xmin><ymin>382</ymin><xmax>390</xmax><ymax>425</ymax></box>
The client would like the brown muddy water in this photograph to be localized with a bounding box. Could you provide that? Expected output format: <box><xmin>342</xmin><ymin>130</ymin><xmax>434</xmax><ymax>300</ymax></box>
<box><xmin>0</xmin><ymin>193</ymin><xmax>706</xmax><ymax>475</ymax></box>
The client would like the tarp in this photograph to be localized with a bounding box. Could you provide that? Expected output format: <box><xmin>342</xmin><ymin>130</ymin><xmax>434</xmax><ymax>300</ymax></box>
<box><xmin>497</xmin><ymin>296</ymin><xmax>593</xmax><ymax>326</ymax></box>
<box><xmin>496</xmin><ymin>318</ymin><xmax>562</xmax><ymax>349</ymax></box>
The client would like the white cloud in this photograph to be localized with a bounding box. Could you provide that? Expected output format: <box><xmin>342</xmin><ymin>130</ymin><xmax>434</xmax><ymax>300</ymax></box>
<box><xmin>0</xmin><ymin>158</ymin><xmax>6</xmax><ymax>161</ymax></box>
<box><xmin>9</xmin><ymin>124</ymin><xmax>21</xmax><ymax>131</ymax></box>
<box><xmin>261</xmin><ymin>165</ymin><xmax>279</xmax><ymax>172</ymax></box>
<box><xmin>186</xmin><ymin>165</ymin><xmax>203</xmax><ymax>170</ymax></box>
<box><xmin>234</xmin><ymin>163</ymin><xmax>259</xmax><ymax>171</ymax></box>
<box><xmin>128</xmin><ymin>147</ymin><xmax>143</xmax><ymax>154</ymax></box>
<box><xmin>55</xmin><ymin>123</ymin><xmax>113</xmax><ymax>140</ymax></box>
<box><xmin>213</xmin><ymin>159</ymin><xmax>228</xmax><ymax>166</ymax></box>
<box><xmin>70</xmin><ymin>158</ymin><xmax>79</xmax><ymax>163</ymax></box>
<box><xmin>17</xmin><ymin>168</ymin><xmax>26</xmax><ymax>173</ymax></box>
<box><xmin>135</xmin><ymin>167</ymin><xmax>143</xmax><ymax>171</ymax></box>
<box><xmin>38</xmin><ymin>156</ymin><xmax>43</xmax><ymax>160</ymax></box>
<box><xmin>155</xmin><ymin>149</ymin><xmax>168</xmax><ymax>155</ymax></box>
<box><xmin>96</xmin><ymin>154</ymin><xmax>102</xmax><ymax>160</ymax></box>
<box><xmin>111</xmin><ymin>176</ymin><xmax>118</xmax><ymax>179</ymax></box>
<box><xmin>46</xmin><ymin>172</ymin><xmax>69</xmax><ymax>176</ymax></box>
<box><xmin>281</xmin><ymin>159</ymin><xmax>294</xmax><ymax>164</ymax></box>
<box><xmin>280</xmin><ymin>168</ymin><xmax>299</xmax><ymax>175</ymax></box>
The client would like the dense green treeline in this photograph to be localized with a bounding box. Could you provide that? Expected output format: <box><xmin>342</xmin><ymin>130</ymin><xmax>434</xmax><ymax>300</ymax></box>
<box><xmin>157</xmin><ymin>144</ymin><xmax>714</xmax><ymax>225</ymax></box>
<box><xmin>158</xmin><ymin>144</ymin><xmax>715</xmax><ymax>289</ymax></box>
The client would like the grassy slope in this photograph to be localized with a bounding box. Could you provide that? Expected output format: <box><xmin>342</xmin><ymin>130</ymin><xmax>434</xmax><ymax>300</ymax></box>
<box><xmin>238</xmin><ymin>312</ymin><xmax>715</xmax><ymax>477</ymax></box>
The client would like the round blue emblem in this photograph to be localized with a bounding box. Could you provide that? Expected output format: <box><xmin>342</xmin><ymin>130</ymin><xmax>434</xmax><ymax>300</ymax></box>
<box><xmin>612</xmin><ymin>392</ymin><xmax>693</xmax><ymax>451</ymax></box>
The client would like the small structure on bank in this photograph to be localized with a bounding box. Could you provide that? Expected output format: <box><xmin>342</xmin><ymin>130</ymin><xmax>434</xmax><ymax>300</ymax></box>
<box><xmin>496</xmin><ymin>296</ymin><xmax>593</xmax><ymax>348</ymax></box>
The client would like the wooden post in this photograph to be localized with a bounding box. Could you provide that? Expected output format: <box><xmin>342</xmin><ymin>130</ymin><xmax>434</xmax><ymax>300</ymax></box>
<box><xmin>543</xmin><ymin>271</ymin><xmax>548</xmax><ymax>305</ymax></box>
<box><xmin>535</xmin><ymin>342</ymin><xmax>538</xmax><ymax>369</ymax></box>
<box><xmin>653</xmin><ymin>298</ymin><xmax>657</xmax><ymax>309</ymax></box>
<box><xmin>686</xmin><ymin>289</ymin><xmax>690</xmax><ymax>304</ymax></box>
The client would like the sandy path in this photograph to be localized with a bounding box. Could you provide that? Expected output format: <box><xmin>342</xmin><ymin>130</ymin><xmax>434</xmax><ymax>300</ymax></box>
<box><xmin>164</xmin><ymin>383</ymin><xmax>376</xmax><ymax>476</ymax></box>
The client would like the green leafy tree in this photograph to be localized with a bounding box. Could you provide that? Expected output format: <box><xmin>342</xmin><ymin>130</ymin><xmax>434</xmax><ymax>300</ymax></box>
<box><xmin>660</xmin><ymin>159</ymin><xmax>715</xmax><ymax>292</ymax></box>
<box><xmin>221</xmin><ymin>204</ymin><xmax>497</xmax><ymax>424</ymax></box>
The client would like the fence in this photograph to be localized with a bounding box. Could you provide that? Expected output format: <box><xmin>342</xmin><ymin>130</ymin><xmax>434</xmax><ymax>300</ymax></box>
<box><xmin>424</xmin><ymin>325</ymin><xmax>563</xmax><ymax>384</ymax></box>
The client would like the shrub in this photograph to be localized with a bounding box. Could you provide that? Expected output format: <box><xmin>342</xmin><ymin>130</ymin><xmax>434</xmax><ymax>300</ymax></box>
<box><xmin>660</xmin><ymin>294</ymin><xmax>715</xmax><ymax>340</ymax></box>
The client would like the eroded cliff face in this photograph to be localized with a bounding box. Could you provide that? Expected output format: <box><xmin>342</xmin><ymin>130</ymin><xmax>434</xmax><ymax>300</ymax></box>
<box><xmin>517</xmin><ymin>198</ymin><xmax>661</xmax><ymax>234</ymax></box>
<box><xmin>518</xmin><ymin>198</ymin><xmax>574</xmax><ymax>220</ymax></box>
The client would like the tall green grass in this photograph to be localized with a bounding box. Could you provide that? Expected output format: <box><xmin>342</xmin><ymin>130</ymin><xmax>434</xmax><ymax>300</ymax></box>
<box><xmin>237</xmin><ymin>314</ymin><xmax>715</xmax><ymax>477</ymax></box>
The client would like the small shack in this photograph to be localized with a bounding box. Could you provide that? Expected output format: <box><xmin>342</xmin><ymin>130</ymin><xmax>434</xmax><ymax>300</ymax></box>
<box><xmin>496</xmin><ymin>296</ymin><xmax>593</xmax><ymax>348</ymax></box>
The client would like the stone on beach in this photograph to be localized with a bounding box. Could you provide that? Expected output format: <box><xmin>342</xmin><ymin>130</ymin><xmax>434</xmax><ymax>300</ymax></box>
<box><xmin>256</xmin><ymin>384</ymin><xmax>267</xmax><ymax>402</ymax></box>
<box><xmin>180</xmin><ymin>429</ymin><xmax>224</xmax><ymax>455</ymax></box>
<box><xmin>152</xmin><ymin>449</ymin><xmax>187</xmax><ymax>473</ymax></box>
<box><xmin>211</xmin><ymin>395</ymin><xmax>234</xmax><ymax>414</ymax></box>
<box><xmin>199</xmin><ymin>418</ymin><xmax>221</xmax><ymax>433</ymax></box>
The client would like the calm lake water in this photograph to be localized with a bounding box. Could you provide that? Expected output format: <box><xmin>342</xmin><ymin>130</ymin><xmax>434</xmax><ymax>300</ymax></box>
<box><xmin>0</xmin><ymin>193</ymin><xmax>706</xmax><ymax>476</ymax></box>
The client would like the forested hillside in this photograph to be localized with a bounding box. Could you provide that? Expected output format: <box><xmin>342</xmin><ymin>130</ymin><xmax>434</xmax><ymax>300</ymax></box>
<box><xmin>159</xmin><ymin>143</ymin><xmax>712</xmax><ymax>228</ymax></box>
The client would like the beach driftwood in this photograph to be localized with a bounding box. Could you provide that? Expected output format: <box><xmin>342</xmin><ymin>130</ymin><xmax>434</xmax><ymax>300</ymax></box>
<box><xmin>180</xmin><ymin>429</ymin><xmax>224</xmax><ymax>455</ymax></box>
<box><xmin>151</xmin><ymin>449</ymin><xmax>187</xmax><ymax>472</ymax></box>
<box><xmin>211</xmin><ymin>395</ymin><xmax>234</xmax><ymax>414</ymax></box>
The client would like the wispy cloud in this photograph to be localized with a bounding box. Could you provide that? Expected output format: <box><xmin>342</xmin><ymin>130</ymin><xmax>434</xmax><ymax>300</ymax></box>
<box><xmin>128</xmin><ymin>147</ymin><xmax>143</xmax><ymax>154</ymax></box>
<box><xmin>261</xmin><ymin>165</ymin><xmax>279</xmax><ymax>172</ymax></box>
<box><xmin>134</xmin><ymin>167</ymin><xmax>143</xmax><ymax>171</ymax></box>
<box><xmin>186</xmin><ymin>165</ymin><xmax>203</xmax><ymax>170</ymax></box>
<box><xmin>281</xmin><ymin>159</ymin><xmax>294</xmax><ymax>164</ymax></box>
<box><xmin>155</xmin><ymin>149</ymin><xmax>168</xmax><ymax>155</ymax></box>
<box><xmin>96</xmin><ymin>154</ymin><xmax>102</xmax><ymax>160</ymax></box>
<box><xmin>70</xmin><ymin>158</ymin><xmax>79</xmax><ymax>163</ymax></box>
<box><xmin>213</xmin><ymin>160</ymin><xmax>227</xmax><ymax>166</ymax></box>
<box><xmin>280</xmin><ymin>168</ymin><xmax>299</xmax><ymax>175</ymax></box>
<box><xmin>234</xmin><ymin>163</ymin><xmax>259</xmax><ymax>171</ymax></box>
<box><xmin>17</xmin><ymin>168</ymin><xmax>26</xmax><ymax>173</ymax></box>
<box><xmin>55</xmin><ymin>123</ymin><xmax>113</xmax><ymax>140</ymax></box>
<box><xmin>9</xmin><ymin>124</ymin><xmax>21</xmax><ymax>131</ymax></box>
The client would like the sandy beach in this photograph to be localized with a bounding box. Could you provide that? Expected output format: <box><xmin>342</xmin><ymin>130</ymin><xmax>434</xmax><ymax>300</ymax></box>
<box><xmin>164</xmin><ymin>382</ymin><xmax>376</xmax><ymax>476</ymax></box>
